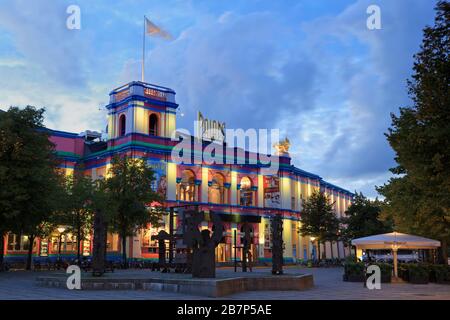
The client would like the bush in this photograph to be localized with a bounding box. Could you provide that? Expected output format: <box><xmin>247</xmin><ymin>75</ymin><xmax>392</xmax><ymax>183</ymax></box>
<box><xmin>343</xmin><ymin>262</ymin><xmax>365</xmax><ymax>282</ymax></box>
<box><xmin>374</xmin><ymin>262</ymin><xmax>393</xmax><ymax>280</ymax></box>
<box><xmin>428</xmin><ymin>264</ymin><xmax>449</xmax><ymax>283</ymax></box>
<box><xmin>344</xmin><ymin>262</ymin><xmax>365</xmax><ymax>276</ymax></box>
<box><xmin>399</xmin><ymin>263</ymin><xmax>410</xmax><ymax>281</ymax></box>
<box><xmin>408</xmin><ymin>264</ymin><xmax>429</xmax><ymax>284</ymax></box>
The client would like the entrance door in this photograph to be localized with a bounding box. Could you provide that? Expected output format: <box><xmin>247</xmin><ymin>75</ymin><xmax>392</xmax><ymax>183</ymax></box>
<box><xmin>216</xmin><ymin>244</ymin><xmax>226</xmax><ymax>262</ymax></box>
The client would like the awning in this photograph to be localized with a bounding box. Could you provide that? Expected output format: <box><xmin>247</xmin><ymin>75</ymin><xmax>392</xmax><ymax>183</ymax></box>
<box><xmin>351</xmin><ymin>232</ymin><xmax>441</xmax><ymax>250</ymax></box>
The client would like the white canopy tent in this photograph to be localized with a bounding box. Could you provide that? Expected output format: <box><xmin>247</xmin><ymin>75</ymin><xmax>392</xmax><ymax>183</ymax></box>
<box><xmin>351</xmin><ymin>232</ymin><xmax>441</xmax><ymax>277</ymax></box>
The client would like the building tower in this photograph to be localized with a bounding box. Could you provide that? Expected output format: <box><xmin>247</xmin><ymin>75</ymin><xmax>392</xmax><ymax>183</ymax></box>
<box><xmin>106</xmin><ymin>81</ymin><xmax>178</xmax><ymax>143</ymax></box>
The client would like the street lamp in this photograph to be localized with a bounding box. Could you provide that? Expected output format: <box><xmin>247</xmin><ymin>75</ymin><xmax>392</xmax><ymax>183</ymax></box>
<box><xmin>310</xmin><ymin>236</ymin><xmax>317</xmax><ymax>261</ymax></box>
<box><xmin>57</xmin><ymin>226</ymin><xmax>66</xmax><ymax>262</ymax></box>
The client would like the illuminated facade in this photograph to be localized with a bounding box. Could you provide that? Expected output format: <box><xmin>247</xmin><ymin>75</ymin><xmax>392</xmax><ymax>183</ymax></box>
<box><xmin>3</xmin><ymin>81</ymin><xmax>353</xmax><ymax>263</ymax></box>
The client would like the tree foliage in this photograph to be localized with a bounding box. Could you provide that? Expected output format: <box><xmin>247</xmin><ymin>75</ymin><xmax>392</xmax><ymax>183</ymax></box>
<box><xmin>0</xmin><ymin>106</ymin><xmax>62</xmax><ymax>269</ymax></box>
<box><xmin>341</xmin><ymin>192</ymin><xmax>392</xmax><ymax>244</ymax></box>
<box><xmin>57</xmin><ymin>168</ymin><xmax>97</xmax><ymax>264</ymax></box>
<box><xmin>105</xmin><ymin>155</ymin><xmax>163</xmax><ymax>266</ymax></box>
<box><xmin>377</xmin><ymin>1</ymin><xmax>450</xmax><ymax>263</ymax></box>
<box><xmin>300</xmin><ymin>190</ymin><xmax>339</xmax><ymax>260</ymax></box>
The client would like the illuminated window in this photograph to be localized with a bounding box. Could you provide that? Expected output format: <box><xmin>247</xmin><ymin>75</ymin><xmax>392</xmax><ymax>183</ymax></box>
<box><xmin>149</xmin><ymin>114</ymin><xmax>158</xmax><ymax>136</ymax></box>
<box><xmin>119</xmin><ymin>114</ymin><xmax>126</xmax><ymax>136</ymax></box>
<box><xmin>7</xmin><ymin>234</ymin><xmax>31</xmax><ymax>251</ymax></box>
<box><xmin>209</xmin><ymin>173</ymin><xmax>225</xmax><ymax>204</ymax></box>
<box><xmin>179</xmin><ymin>170</ymin><xmax>195</xmax><ymax>201</ymax></box>
<box><xmin>240</xmin><ymin>176</ymin><xmax>253</xmax><ymax>206</ymax></box>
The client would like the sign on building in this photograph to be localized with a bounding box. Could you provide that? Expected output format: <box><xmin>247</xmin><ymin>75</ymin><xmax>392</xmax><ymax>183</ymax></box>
<box><xmin>147</xmin><ymin>159</ymin><xmax>167</xmax><ymax>199</ymax></box>
<box><xmin>263</xmin><ymin>175</ymin><xmax>280</xmax><ymax>208</ymax></box>
<box><xmin>195</xmin><ymin>111</ymin><xmax>226</xmax><ymax>143</ymax></box>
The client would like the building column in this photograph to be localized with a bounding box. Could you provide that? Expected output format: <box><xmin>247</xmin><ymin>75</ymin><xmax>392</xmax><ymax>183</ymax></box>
<box><xmin>282</xmin><ymin>218</ymin><xmax>293</xmax><ymax>262</ymax></box>
<box><xmin>201</xmin><ymin>167</ymin><xmax>208</xmax><ymax>203</ymax></box>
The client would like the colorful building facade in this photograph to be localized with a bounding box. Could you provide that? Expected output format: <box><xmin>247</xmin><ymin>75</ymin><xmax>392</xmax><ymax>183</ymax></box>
<box><xmin>3</xmin><ymin>81</ymin><xmax>354</xmax><ymax>263</ymax></box>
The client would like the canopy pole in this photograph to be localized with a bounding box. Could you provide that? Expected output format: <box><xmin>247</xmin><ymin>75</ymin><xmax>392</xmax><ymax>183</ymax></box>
<box><xmin>393</xmin><ymin>248</ymin><xmax>398</xmax><ymax>278</ymax></box>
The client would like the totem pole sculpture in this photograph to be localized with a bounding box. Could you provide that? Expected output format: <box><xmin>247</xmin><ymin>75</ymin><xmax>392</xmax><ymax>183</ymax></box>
<box><xmin>183</xmin><ymin>212</ymin><xmax>223</xmax><ymax>278</ymax></box>
<box><xmin>92</xmin><ymin>208</ymin><xmax>107</xmax><ymax>276</ymax></box>
<box><xmin>151</xmin><ymin>230</ymin><xmax>171</xmax><ymax>272</ymax></box>
<box><xmin>271</xmin><ymin>214</ymin><xmax>284</xmax><ymax>275</ymax></box>
<box><xmin>241</xmin><ymin>223</ymin><xmax>252</xmax><ymax>272</ymax></box>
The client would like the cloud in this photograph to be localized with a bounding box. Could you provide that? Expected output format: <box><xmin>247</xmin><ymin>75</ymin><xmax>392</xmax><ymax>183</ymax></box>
<box><xmin>0</xmin><ymin>0</ymin><xmax>438</xmax><ymax>198</ymax></box>
<box><xmin>0</xmin><ymin>0</ymin><xmax>88</xmax><ymax>88</ymax></box>
<box><xmin>146</xmin><ymin>11</ymin><xmax>321</xmax><ymax>131</ymax></box>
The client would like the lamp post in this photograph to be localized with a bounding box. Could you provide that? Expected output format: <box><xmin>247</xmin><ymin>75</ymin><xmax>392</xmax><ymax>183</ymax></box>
<box><xmin>57</xmin><ymin>226</ymin><xmax>66</xmax><ymax>262</ymax></box>
<box><xmin>310</xmin><ymin>236</ymin><xmax>316</xmax><ymax>260</ymax></box>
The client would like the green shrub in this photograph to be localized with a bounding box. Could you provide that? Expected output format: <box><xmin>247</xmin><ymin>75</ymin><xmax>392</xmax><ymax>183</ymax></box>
<box><xmin>344</xmin><ymin>255</ymin><xmax>357</xmax><ymax>263</ymax></box>
<box><xmin>398</xmin><ymin>263</ymin><xmax>411</xmax><ymax>280</ymax></box>
<box><xmin>344</xmin><ymin>262</ymin><xmax>365</xmax><ymax>276</ymax></box>
<box><xmin>429</xmin><ymin>264</ymin><xmax>449</xmax><ymax>283</ymax></box>
<box><xmin>408</xmin><ymin>264</ymin><xmax>429</xmax><ymax>284</ymax></box>
<box><xmin>374</xmin><ymin>263</ymin><xmax>393</xmax><ymax>278</ymax></box>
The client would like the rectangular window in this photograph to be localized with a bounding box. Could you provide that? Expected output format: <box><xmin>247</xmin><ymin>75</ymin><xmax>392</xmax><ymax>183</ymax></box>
<box><xmin>6</xmin><ymin>234</ymin><xmax>31</xmax><ymax>251</ymax></box>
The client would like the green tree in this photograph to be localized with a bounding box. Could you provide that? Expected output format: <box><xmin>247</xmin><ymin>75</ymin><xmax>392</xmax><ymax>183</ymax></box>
<box><xmin>0</xmin><ymin>202</ymin><xmax>14</xmax><ymax>270</ymax></box>
<box><xmin>89</xmin><ymin>178</ymin><xmax>116</xmax><ymax>275</ymax></box>
<box><xmin>105</xmin><ymin>155</ymin><xmax>163</xmax><ymax>267</ymax></box>
<box><xmin>58</xmin><ymin>169</ymin><xmax>96</xmax><ymax>264</ymax></box>
<box><xmin>300</xmin><ymin>190</ymin><xmax>339</xmax><ymax>261</ymax></box>
<box><xmin>0</xmin><ymin>106</ymin><xmax>62</xmax><ymax>270</ymax></box>
<box><xmin>341</xmin><ymin>192</ymin><xmax>392</xmax><ymax>253</ymax></box>
<box><xmin>377</xmin><ymin>1</ymin><xmax>450</xmax><ymax>264</ymax></box>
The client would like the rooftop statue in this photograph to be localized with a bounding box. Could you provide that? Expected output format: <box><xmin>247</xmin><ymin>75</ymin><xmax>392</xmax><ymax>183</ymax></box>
<box><xmin>274</xmin><ymin>137</ymin><xmax>291</xmax><ymax>156</ymax></box>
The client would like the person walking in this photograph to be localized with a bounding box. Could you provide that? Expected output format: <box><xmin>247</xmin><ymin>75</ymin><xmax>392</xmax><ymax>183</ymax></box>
<box><xmin>247</xmin><ymin>251</ymin><xmax>253</xmax><ymax>272</ymax></box>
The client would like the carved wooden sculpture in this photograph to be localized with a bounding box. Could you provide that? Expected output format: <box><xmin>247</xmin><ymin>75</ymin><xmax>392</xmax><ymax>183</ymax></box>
<box><xmin>183</xmin><ymin>212</ymin><xmax>223</xmax><ymax>278</ymax></box>
<box><xmin>92</xmin><ymin>208</ymin><xmax>107</xmax><ymax>276</ymax></box>
<box><xmin>271</xmin><ymin>214</ymin><xmax>284</xmax><ymax>275</ymax></box>
<box><xmin>151</xmin><ymin>230</ymin><xmax>171</xmax><ymax>271</ymax></box>
<box><xmin>241</xmin><ymin>223</ymin><xmax>252</xmax><ymax>272</ymax></box>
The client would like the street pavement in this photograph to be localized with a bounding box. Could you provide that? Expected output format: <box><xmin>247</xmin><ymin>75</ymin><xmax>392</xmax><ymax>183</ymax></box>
<box><xmin>0</xmin><ymin>266</ymin><xmax>449</xmax><ymax>300</ymax></box>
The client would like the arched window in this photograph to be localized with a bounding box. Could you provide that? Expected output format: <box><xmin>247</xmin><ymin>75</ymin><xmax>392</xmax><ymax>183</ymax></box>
<box><xmin>209</xmin><ymin>173</ymin><xmax>225</xmax><ymax>204</ymax></box>
<box><xmin>119</xmin><ymin>114</ymin><xmax>126</xmax><ymax>136</ymax></box>
<box><xmin>180</xmin><ymin>170</ymin><xmax>195</xmax><ymax>201</ymax></box>
<box><xmin>149</xmin><ymin>114</ymin><xmax>158</xmax><ymax>136</ymax></box>
<box><xmin>240</xmin><ymin>176</ymin><xmax>253</xmax><ymax>206</ymax></box>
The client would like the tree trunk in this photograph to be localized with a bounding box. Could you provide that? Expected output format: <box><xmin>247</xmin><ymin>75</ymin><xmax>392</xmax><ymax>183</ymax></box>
<box><xmin>0</xmin><ymin>232</ymin><xmax>4</xmax><ymax>269</ymax></box>
<box><xmin>440</xmin><ymin>239</ymin><xmax>448</xmax><ymax>265</ymax></box>
<box><xmin>26</xmin><ymin>235</ymin><xmax>35</xmax><ymax>270</ymax></box>
<box><xmin>77</xmin><ymin>227</ymin><xmax>81</xmax><ymax>265</ymax></box>
<box><xmin>121</xmin><ymin>234</ymin><xmax>127</xmax><ymax>269</ymax></box>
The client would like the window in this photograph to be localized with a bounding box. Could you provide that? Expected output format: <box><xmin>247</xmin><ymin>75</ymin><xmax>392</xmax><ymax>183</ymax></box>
<box><xmin>240</xmin><ymin>176</ymin><xmax>253</xmax><ymax>206</ymax></box>
<box><xmin>179</xmin><ymin>170</ymin><xmax>195</xmax><ymax>201</ymax></box>
<box><xmin>51</xmin><ymin>234</ymin><xmax>77</xmax><ymax>253</ymax></box>
<box><xmin>209</xmin><ymin>173</ymin><xmax>225</xmax><ymax>204</ymax></box>
<box><xmin>7</xmin><ymin>234</ymin><xmax>31</xmax><ymax>251</ymax></box>
<box><xmin>119</xmin><ymin>114</ymin><xmax>126</xmax><ymax>136</ymax></box>
<box><xmin>149</xmin><ymin>114</ymin><xmax>158</xmax><ymax>136</ymax></box>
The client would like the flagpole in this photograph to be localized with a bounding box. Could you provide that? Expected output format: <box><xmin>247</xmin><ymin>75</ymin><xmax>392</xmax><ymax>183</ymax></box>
<box><xmin>142</xmin><ymin>15</ymin><xmax>145</xmax><ymax>82</ymax></box>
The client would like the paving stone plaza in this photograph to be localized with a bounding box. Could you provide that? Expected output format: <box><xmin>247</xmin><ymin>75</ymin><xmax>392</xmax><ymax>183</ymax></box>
<box><xmin>1</xmin><ymin>266</ymin><xmax>449</xmax><ymax>300</ymax></box>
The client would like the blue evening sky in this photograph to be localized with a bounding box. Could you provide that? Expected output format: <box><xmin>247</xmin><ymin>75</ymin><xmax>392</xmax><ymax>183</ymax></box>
<box><xmin>0</xmin><ymin>0</ymin><xmax>438</xmax><ymax>197</ymax></box>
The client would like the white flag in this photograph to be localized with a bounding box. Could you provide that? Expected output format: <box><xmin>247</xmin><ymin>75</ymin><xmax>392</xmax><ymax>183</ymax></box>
<box><xmin>145</xmin><ymin>17</ymin><xmax>172</xmax><ymax>40</ymax></box>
